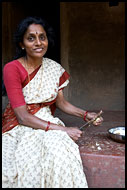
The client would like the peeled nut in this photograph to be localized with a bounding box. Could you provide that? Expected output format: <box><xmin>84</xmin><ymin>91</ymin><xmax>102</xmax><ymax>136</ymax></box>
<box><xmin>95</xmin><ymin>118</ymin><xmax>101</xmax><ymax>122</ymax></box>
<box><xmin>93</xmin><ymin>117</ymin><xmax>101</xmax><ymax>125</ymax></box>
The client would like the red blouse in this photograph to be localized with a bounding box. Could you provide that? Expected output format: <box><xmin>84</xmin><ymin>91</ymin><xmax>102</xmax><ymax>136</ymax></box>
<box><xmin>3</xmin><ymin>59</ymin><xmax>70</xmax><ymax>109</ymax></box>
<box><xmin>2</xmin><ymin>59</ymin><xmax>70</xmax><ymax>133</ymax></box>
<box><xmin>3</xmin><ymin>60</ymin><xmax>29</xmax><ymax>109</ymax></box>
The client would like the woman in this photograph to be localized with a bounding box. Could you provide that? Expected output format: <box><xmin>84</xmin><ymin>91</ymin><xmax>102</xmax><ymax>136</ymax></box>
<box><xmin>2</xmin><ymin>16</ymin><xmax>103</xmax><ymax>188</ymax></box>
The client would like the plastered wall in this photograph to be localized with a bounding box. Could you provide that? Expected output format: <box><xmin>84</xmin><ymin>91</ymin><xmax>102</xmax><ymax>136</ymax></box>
<box><xmin>60</xmin><ymin>2</ymin><xmax>125</xmax><ymax>111</ymax></box>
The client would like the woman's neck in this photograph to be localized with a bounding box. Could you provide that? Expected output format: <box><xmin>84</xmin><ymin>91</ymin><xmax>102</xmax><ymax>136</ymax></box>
<box><xmin>24</xmin><ymin>56</ymin><xmax>43</xmax><ymax>69</ymax></box>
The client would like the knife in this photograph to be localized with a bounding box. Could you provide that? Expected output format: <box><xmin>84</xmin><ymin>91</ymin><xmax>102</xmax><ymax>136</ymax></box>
<box><xmin>79</xmin><ymin>110</ymin><xmax>103</xmax><ymax>131</ymax></box>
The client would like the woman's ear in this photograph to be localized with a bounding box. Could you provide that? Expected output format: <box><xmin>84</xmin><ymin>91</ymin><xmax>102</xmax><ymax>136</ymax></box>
<box><xmin>19</xmin><ymin>42</ymin><xmax>25</xmax><ymax>50</ymax></box>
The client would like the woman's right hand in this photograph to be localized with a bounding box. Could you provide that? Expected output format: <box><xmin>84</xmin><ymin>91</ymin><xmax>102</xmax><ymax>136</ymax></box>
<box><xmin>64</xmin><ymin>127</ymin><xmax>83</xmax><ymax>142</ymax></box>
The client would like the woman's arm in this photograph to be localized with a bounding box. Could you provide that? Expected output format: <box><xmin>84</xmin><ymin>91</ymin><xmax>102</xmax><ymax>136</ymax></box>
<box><xmin>14</xmin><ymin>105</ymin><xmax>82</xmax><ymax>141</ymax></box>
<box><xmin>56</xmin><ymin>90</ymin><xmax>103</xmax><ymax>125</ymax></box>
<box><xmin>14</xmin><ymin>105</ymin><xmax>65</xmax><ymax>131</ymax></box>
<box><xmin>56</xmin><ymin>90</ymin><xmax>86</xmax><ymax>118</ymax></box>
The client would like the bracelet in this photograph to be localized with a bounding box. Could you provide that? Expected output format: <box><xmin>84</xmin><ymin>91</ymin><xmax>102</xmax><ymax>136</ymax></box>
<box><xmin>83</xmin><ymin>111</ymin><xmax>88</xmax><ymax>121</ymax></box>
<box><xmin>45</xmin><ymin>121</ymin><xmax>50</xmax><ymax>132</ymax></box>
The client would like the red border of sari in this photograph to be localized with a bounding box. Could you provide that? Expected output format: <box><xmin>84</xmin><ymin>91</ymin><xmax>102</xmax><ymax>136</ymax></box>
<box><xmin>2</xmin><ymin>69</ymin><xmax>70</xmax><ymax>134</ymax></box>
<box><xmin>22</xmin><ymin>65</ymin><xmax>41</xmax><ymax>88</ymax></box>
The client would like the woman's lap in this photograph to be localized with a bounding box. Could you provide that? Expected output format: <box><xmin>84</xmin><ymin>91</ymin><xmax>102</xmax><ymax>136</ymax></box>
<box><xmin>2</xmin><ymin>126</ymin><xmax>88</xmax><ymax>188</ymax></box>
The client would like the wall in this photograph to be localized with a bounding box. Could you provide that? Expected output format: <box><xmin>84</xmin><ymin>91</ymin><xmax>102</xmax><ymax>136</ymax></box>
<box><xmin>2</xmin><ymin>3</ymin><xmax>24</xmax><ymax>68</ymax></box>
<box><xmin>60</xmin><ymin>2</ymin><xmax>125</xmax><ymax>111</ymax></box>
<box><xmin>2</xmin><ymin>2</ymin><xmax>125</xmax><ymax>111</ymax></box>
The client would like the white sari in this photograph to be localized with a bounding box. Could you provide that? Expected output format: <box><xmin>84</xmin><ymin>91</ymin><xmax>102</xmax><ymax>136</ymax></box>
<box><xmin>2</xmin><ymin>58</ymin><xmax>88</xmax><ymax>188</ymax></box>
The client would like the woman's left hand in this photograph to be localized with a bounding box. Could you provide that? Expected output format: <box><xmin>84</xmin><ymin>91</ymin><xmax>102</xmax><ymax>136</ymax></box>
<box><xmin>86</xmin><ymin>112</ymin><xmax>103</xmax><ymax>126</ymax></box>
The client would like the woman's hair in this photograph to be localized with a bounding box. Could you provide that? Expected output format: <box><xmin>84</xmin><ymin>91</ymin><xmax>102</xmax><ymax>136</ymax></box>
<box><xmin>13</xmin><ymin>16</ymin><xmax>55</xmax><ymax>59</ymax></box>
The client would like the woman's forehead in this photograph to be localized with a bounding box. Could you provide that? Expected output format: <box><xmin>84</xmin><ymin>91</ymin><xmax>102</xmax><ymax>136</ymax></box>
<box><xmin>25</xmin><ymin>24</ymin><xmax>46</xmax><ymax>35</ymax></box>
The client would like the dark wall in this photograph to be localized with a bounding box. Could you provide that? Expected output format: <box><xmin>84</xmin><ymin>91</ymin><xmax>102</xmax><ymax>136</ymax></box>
<box><xmin>60</xmin><ymin>2</ymin><xmax>125</xmax><ymax>111</ymax></box>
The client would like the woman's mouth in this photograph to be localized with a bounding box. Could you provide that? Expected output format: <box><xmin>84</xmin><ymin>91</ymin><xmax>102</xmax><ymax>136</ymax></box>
<box><xmin>33</xmin><ymin>48</ymin><xmax>44</xmax><ymax>52</ymax></box>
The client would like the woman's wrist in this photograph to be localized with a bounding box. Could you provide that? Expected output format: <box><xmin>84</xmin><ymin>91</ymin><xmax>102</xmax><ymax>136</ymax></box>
<box><xmin>47</xmin><ymin>122</ymin><xmax>66</xmax><ymax>131</ymax></box>
<box><xmin>45</xmin><ymin>121</ymin><xmax>50</xmax><ymax>131</ymax></box>
<box><xmin>83</xmin><ymin>111</ymin><xmax>88</xmax><ymax>121</ymax></box>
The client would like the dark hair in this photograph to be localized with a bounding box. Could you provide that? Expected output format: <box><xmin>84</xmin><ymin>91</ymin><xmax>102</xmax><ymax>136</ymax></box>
<box><xmin>13</xmin><ymin>16</ymin><xmax>55</xmax><ymax>59</ymax></box>
<box><xmin>2</xmin><ymin>80</ymin><xmax>7</xmax><ymax>96</ymax></box>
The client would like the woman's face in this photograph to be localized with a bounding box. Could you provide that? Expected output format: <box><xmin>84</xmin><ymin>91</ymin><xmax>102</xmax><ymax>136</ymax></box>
<box><xmin>21</xmin><ymin>24</ymin><xmax>48</xmax><ymax>58</ymax></box>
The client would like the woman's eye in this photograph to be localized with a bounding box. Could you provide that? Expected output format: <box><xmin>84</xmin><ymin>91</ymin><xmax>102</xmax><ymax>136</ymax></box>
<box><xmin>40</xmin><ymin>35</ymin><xmax>45</xmax><ymax>41</ymax></box>
<box><xmin>27</xmin><ymin>35</ymin><xmax>46</xmax><ymax>42</ymax></box>
<box><xmin>28</xmin><ymin>36</ymin><xmax>34</xmax><ymax>41</ymax></box>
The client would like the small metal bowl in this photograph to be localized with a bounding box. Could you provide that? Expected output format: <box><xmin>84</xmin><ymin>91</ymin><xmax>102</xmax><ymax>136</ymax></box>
<box><xmin>108</xmin><ymin>126</ymin><xmax>125</xmax><ymax>143</ymax></box>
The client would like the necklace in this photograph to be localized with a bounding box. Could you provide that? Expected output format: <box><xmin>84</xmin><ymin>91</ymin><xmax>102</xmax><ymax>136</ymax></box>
<box><xmin>23</xmin><ymin>56</ymin><xmax>41</xmax><ymax>71</ymax></box>
<box><xmin>23</xmin><ymin>56</ymin><xmax>43</xmax><ymax>94</ymax></box>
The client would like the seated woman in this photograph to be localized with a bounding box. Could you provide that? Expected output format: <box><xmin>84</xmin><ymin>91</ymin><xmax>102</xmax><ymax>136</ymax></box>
<box><xmin>2</xmin><ymin>16</ymin><xmax>103</xmax><ymax>188</ymax></box>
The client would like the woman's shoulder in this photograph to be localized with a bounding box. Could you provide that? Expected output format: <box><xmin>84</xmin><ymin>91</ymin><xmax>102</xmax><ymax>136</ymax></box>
<box><xmin>3</xmin><ymin>60</ymin><xmax>20</xmax><ymax>71</ymax></box>
<box><xmin>43</xmin><ymin>57</ymin><xmax>59</xmax><ymax>65</ymax></box>
<box><xmin>43</xmin><ymin>57</ymin><xmax>61</xmax><ymax>68</ymax></box>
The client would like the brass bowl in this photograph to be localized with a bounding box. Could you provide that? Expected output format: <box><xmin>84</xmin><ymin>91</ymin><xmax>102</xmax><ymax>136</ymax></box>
<box><xmin>108</xmin><ymin>126</ymin><xmax>125</xmax><ymax>143</ymax></box>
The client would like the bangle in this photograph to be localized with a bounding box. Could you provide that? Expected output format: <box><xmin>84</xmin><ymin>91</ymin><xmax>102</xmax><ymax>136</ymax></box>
<box><xmin>45</xmin><ymin>121</ymin><xmax>50</xmax><ymax>131</ymax></box>
<box><xmin>83</xmin><ymin>111</ymin><xmax>88</xmax><ymax>121</ymax></box>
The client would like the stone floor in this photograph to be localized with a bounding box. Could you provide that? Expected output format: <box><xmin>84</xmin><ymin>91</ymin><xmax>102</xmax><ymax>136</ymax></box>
<box><xmin>55</xmin><ymin>109</ymin><xmax>125</xmax><ymax>188</ymax></box>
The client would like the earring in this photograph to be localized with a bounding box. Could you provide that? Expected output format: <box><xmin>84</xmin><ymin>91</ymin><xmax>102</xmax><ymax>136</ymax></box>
<box><xmin>22</xmin><ymin>47</ymin><xmax>25</xmax><ymax>50</ymax></box>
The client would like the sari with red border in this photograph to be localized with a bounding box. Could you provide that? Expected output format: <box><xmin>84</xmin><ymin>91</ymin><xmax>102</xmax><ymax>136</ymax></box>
<box><xmin>2</xmin><ymin>65</ymin><xmax>70</xmax><ymax>133</ymax></box>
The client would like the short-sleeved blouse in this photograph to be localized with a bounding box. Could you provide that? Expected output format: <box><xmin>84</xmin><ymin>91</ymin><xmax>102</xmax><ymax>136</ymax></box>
<box><xmin>3</xmin><ymin>58</ymin><xmax>69</xmax><ymax>109</ymax></box>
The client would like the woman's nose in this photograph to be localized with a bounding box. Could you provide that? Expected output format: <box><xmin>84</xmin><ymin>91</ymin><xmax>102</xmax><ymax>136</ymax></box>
<box><xmin>35</xmin><ymin>37</ymin><xmax>42</xmax><ymax>45</ymax></box>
